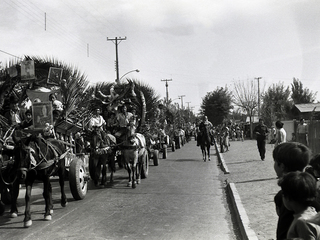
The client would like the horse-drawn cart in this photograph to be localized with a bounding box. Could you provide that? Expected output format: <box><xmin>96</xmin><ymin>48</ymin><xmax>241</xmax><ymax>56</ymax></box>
<box><xmin>54</xmin><ymin>120</ymin><xmax>89</xmax><ymax>200</ymax></box>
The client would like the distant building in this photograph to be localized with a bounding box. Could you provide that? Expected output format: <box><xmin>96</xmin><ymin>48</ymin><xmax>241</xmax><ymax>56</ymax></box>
<box><xmin>292</xmin><ymin>103</ymin><xmax>320</xmax><ymax>120</ymax></box>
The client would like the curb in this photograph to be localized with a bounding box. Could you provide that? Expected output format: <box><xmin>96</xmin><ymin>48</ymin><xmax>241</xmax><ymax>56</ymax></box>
<box><xmin>215</xmin><ymin>141</ymin><xmax>259</xmax><ymax>240</ymax></box>
<box><xmin>227</xmin><ymin>182</ymin><xmax>259</xmax><ymax>240</ymax></box>
<box><xmin>214</xmin><ymin>141</ymin><xmax>230</xmax><ymax>174</ymax></box>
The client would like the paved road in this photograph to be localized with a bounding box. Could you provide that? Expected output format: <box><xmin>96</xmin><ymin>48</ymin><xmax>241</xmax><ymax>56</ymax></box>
<box><xmin>0</xmin><ymin>139</ymin><xmax>240</xmax><ymax>240</ymax></box>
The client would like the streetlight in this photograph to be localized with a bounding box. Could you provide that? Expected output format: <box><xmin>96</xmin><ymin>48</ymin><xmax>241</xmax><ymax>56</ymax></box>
<box><xmin>118</xmin><ymin>69</ymin><xmax>140</xmax><ymax>83</ymax></box>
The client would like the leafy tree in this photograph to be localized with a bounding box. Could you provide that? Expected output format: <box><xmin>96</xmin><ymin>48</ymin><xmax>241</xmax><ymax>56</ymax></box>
<box><xmin>291</xmin><ymin>78</ymin><xmax>317</xmax><ymax>104</ymax></box>
<box><xmin>200</xmin><ymin>87</ymin><xmax>233</xmax><ymax>126</ymax></box>
<box><xmin>261</xmin><ymin>82</ymin><xmax>293</xmax><ymax>126</ymax></box>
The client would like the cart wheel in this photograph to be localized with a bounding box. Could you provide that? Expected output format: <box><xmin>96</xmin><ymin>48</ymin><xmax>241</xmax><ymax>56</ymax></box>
<box><xmin>171</xmin><ymin>141</ymin><xmax>176</xmax><ymax>152</ymax></box>
<box><xmin>141</xmin><ymin>151</ymin><xmax>149</xmax><ymax>179</ymax></box>
<box><xmin>153</xmin><ymin>150</ymin><xmax>159</xmax><ymax>166</ymax></box>
<box><xmin>162</xmin><ymin>145</ymin><xmax>167</xmax><ymax>159</ymax></box>
<box><xmin>69</xmin><ymin>159</ymin><xmax>88</xmax><ymax>200</ymax></box>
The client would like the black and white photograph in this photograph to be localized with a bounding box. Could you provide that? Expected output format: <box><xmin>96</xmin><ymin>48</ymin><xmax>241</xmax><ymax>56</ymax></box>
<box><xmin>1</xmin><ymin>1</ymin><xmax>320</xmax><ymax>240</ymax></box>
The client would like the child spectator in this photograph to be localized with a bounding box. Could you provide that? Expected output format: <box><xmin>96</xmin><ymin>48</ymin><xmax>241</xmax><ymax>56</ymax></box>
<box><xmin>275</xmin><ymin>120</ymin><xmax>286</xmax><ymax>147</ymax></box>
<box><xmin>273</xmin><ymin>142</ymin><xmax>320</xmax><ymax>240</ymax></box>
<box><xmin>278</xmin><ymin>171</ymin><xmax>320</xmax><ymax>240</ymax></box>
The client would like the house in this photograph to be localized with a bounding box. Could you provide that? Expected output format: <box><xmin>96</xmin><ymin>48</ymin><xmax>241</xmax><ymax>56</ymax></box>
<box><xmin>292</xmin><ymin>103</ymin><xmax>320</xmax><ymax>120</ymax></box>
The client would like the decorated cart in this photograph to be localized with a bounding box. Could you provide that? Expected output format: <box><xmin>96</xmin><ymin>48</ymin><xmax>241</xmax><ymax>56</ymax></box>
<box><xmin>0</xmin><ymin>59</ymin><xmax>91</xmax><ymax>202</ymax></box>
<box><xmin>24</xmin><ymin>89</ymin><xmax>89</xmax><ymax>200</ymax></box>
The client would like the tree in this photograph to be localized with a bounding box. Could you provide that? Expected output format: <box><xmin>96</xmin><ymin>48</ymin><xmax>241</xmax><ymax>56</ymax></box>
<box><xmin>232</xmin><ymin>79</ymin><xmax>259</xmax><ymax>138</ymax></box>
<box><xmin>291</xmin><ymin>78</ymin><xmax>317</xmax><ymax>104</ymax></box>
<box><xmin>260</xmin><ymin>82</ymin><xmax>293</xmax><ymax>126</ymax></box>
<box><xmin>200</xmin><ymin>87</ymin><xmax>233</xmax><ymax>126</ymax></box>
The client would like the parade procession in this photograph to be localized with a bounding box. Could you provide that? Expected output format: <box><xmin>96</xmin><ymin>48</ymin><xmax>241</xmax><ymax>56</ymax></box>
<box><xmin>0</xmin><ymin>58</ymin><xmax>195</xmax><ymax>229</ymax></box>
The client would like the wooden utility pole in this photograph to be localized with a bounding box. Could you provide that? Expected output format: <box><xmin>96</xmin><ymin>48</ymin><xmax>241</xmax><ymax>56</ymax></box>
<box><xmin>255</xmin><ymin>77</ymin><xmax>262</xmax><ymax>118</ymax></box>
<box><xmin>186</xmin><ymin>102</ymin><xmax>191</xmax><ymax>109</ymax></box>
<box><xmin>178</xmin><ymin>95</ymin><xmax>186</xmax><ymax>109</ymax></box>
<box><xmin>107</xmin><ymin>37</ymin><xmax>127</xmax><ymax>83</ymax></box>
<box><xmin>161</xmin><ymin>79</ymin><xmax>172</xmax><ymax>106</ymax></box>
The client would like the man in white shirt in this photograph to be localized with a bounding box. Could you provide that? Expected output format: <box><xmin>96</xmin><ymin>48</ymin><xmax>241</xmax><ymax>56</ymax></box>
<box><xmin>88</xmin><ymin>107</ymin><xmax>106</xmax><ymax>132</ymax></box>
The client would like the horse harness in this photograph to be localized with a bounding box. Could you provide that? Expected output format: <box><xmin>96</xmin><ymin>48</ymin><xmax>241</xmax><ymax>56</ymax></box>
<box><xmin>21</xmin><ymin>137</ymin><xmax>69</xmax><ymax>173</ymax></box>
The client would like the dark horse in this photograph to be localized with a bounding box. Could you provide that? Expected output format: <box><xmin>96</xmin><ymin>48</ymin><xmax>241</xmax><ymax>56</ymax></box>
<box><xmin>199</xmin><ymin>126</ymin><xmax>211</xmax><ymax>162</ymax></box>
<box><xmin>86</xmin><ymin>127</ymin><xmax>116</xmax><ymax>187</ymax></box>
<box><xmin>12</xmin><ymin>134</ymin><xmax>68</xmax><ymax>227</ymax></box>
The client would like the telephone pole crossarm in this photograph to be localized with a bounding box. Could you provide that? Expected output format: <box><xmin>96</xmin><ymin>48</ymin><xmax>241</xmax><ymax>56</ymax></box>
<box><xmin>107</xmin><ymin>36</ymin><xmax>127</xmax><ymax>84</ymax></box>
<box><xmin>161</xmin><ymin>79</ymin><xmax>172</xmax><ymax>105</ymax></box>
<box><xmin>178</xmin><ymin>95</ymin><xmax>186</xmax><ymax>109</ymax></box>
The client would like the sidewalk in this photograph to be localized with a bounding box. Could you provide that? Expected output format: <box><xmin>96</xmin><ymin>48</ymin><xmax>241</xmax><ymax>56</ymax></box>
<box><xmin>216</xmin><ymin>139</ymin><xmax>279</xmax><ymax>240</ymax></box>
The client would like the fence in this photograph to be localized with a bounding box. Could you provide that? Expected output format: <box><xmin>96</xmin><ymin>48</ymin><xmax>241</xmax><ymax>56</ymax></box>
<box><xmin>309</xmin><ymin>120</ymin><xmax>320</xmax><ymax>156</ymax></box>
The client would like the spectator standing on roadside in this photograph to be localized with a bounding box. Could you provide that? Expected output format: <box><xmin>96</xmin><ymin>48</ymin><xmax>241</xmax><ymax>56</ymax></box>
<box><xmin>278</xmin><ymin>171</ymin><xmax>320</xmax><ymax>240</ymax></box>
<box><xmin>253</xmin><ymin>118</ymin><xmax>269</xmax><ymax>160</ymax></box>
<box><xmin>273</xmin><ymin>142</ymin><xmax>320</xmax><ymax>240</ymax></box>
<box><xmin>275</xmin><ymin>120</ymin><xmax>286</xmax><ymax>147</ymax></box>
<box><xmin>297</xmin><ymin>118</ymin><xmax>309</xmax><ymax>146</ymax></box>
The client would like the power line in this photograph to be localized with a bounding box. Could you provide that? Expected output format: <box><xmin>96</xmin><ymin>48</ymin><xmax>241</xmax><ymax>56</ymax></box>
<box><xmin>0</xmin><ymin>50</ymin><xmax>23</xmax><ymax>60</ymax></box>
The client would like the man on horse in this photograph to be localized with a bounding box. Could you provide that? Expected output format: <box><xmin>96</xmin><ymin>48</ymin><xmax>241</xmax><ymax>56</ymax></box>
<box><xmin>88</xmin><ymin>106</ymin><xmax>108</xmax><ymax>144</ymax></box>
<box><xmin>196</xmin><ymin>116</ymin><xmax>213</xmax><ymax>146</ymax></box>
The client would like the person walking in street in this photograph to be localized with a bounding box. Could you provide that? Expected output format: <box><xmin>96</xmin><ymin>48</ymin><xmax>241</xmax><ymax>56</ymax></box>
<box><xmin>275</xmin><ymin>120</ymin><xmax>286</xmax><ymax>147</ymax></box>
<box><xmin>273</xmin><ymin>142</ymin><xmax>320</xmax><ymax>240</ymax></box>
<box><xmin>253</xmin><ymin>118</ymin><xmax>269</xmax><ymax>160</ymax></box>
<box><xmin>278</xmin><ymin>171</ymin><xmax>320</xmax><ymax>240</ymax></box>
<box><xmin>297</xmin><ymin>118</ymin><xmax>309</xmax><ymax>146</ymax></box>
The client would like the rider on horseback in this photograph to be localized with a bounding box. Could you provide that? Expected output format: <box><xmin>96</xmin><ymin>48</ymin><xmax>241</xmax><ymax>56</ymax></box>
<box><xmin>88</xmin><ymin>106</ymin><xmax>107</xmax><ymax>144</ymax></box>
<box><xmin>114</xmin><ymin>104</ymin><xmax>136</xmax><ymax>143</ymax></box>
<box><xmin>196</xmin><ymin>116</ymin><xmax>213</xmax><ymax>146</ymax></box>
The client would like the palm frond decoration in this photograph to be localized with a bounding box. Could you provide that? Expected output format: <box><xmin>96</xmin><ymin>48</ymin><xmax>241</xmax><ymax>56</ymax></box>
<box><xmin>0</xmin><ymin>56</ymin><xmax>89</xmax><ymax>126</ymax></box>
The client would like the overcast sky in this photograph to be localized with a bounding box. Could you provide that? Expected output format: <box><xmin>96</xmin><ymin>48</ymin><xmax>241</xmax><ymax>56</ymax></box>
<box><xmin>1</xmin><ymin>0</ymin><xmax>320</xmax><ymax>113</ymax></box>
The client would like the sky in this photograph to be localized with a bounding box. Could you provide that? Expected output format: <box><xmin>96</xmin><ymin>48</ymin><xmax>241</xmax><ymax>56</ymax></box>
<box><xmin>1</xmin><ymin>0</ymin><xmax>320</xmax><ymax>114</ymax></box>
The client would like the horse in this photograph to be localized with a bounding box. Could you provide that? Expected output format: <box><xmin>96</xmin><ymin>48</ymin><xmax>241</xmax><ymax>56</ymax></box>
<box><xmin>198</xmin><ymin>126</ymin><xmax>211</xmax><ymax>162</ymax></box>
<box><xmin>120</xmin><ymin>125</ymin><xmax>148</xmax><ymax>189</ymax></box>
<box><xmin>11</xmin><ymin>134</ymin><xmax>68</xmax><ymax>228</ymax></box>
<box><xmin>86</xmin><ymin>127</ymin><xmax>116</xmax><ymax>187</ymax></box>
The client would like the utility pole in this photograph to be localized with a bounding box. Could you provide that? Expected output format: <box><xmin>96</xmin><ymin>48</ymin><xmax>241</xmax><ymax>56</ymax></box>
<box><xmin>161</xmin><ymin>79</ymin><xmax>172</xmax><ymax>106</ymax></box>
<box><xmin>107</xmin><ymin>36</ymin><xmax>127</xmax><ymax>84</ymax></box>
<box><xmin>186</xmin><ymin>102</ymin><xmax>191</xmax><ymax>109</ymax></box>
<box><xmin>255</xmin><ymin>77</ymin><xmax>262</xmax><ymax>118</ymax></box>
<box><xmin>178</xmin><ymin>95</ymin><xmax>186</xmax><ymax>109</ymax></box>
